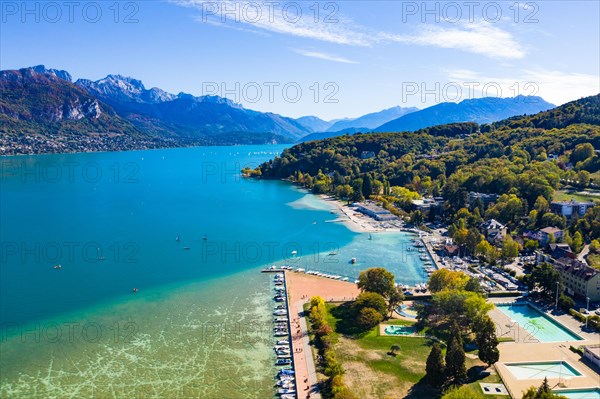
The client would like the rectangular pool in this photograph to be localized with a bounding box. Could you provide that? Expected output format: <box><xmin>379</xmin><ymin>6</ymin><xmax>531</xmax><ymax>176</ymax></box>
<box><xmin>553</xmin><ymin>388</ymin><xmax>600</xmax><ymax>399</ymax></box>
<box><xmin>505</xmin><ymin>361</ymin><xmax>582</xmax><ymax>380</ymax></box>
<box><xmin>496</xmin><ymin>304</ymin><xmax>583</xmax><ymax>342</ymax></box>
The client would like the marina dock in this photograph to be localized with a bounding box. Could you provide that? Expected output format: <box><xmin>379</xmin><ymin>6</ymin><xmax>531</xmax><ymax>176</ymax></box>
<box><xmin>270</xmin><ymin>269</ymin><xmax>298</xmax><ymax>399</ymax></box>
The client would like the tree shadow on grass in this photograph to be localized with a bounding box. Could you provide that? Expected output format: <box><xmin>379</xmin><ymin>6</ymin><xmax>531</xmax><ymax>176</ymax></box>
<box><xmin>467</xmin><ymin>365</ymin><xmax>490</xmax><ymax>383</ymax></box>
<box><xmin>403</xmin><ymin>377</ymin><xmax>441</xmax><ymax>399</ymax></box>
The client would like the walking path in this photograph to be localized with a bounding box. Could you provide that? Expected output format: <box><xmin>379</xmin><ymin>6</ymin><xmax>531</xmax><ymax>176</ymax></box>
<box><xmin>289</xmin><ymin>300</ymin><xmax>321</xmax><ymax>399</ymax></box>
<box><xmin>285</xmin><ymin>271</ymin><xmax>360</xmax><ymax>399</ymax></box>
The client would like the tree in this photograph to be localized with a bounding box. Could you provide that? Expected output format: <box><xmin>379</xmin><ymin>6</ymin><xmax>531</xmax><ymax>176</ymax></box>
<box><xmin>528</xmin><ymin>263</ymin><xmax>562</xmax><ymax>300</ymax></box>
<box><xmin>410</xmin><ymin>210</ymin><xmax>424</xmax><ymax>227</ymax></box>
<box><xmin>335</xmin><ymin>184</ymin><xmax>354</xmax><ymax>204</ymax></box>
<box><xmin>590</xmin><ymin>239</ymin><xmax>600</xmax><ymax>253</ymax></box>
<box><xmin>475</xmin><ymin>316</ymin><xmax>500</xmax><ymax>367</ymax></box>
<box><xmin>428</xmin><ymin>269</ymin><xmax>469</xmax><ymax>293</ymax></box>
<box><xmin>521</xmin><ymin>378</ymin><xmax>566</xmax><ymax>399</ymax></box>
<box><xmin>577</xmin><ymin>170</ymin><xmax>591</xmax><ymax>187</ymax></box>
<box><xmin>465</xmin><ymin>277</ymin><xmax>483</xmax><ymax>294</ymax></box>
<box><xmin>429</xmin><ymin>289</ymin><xmax>492</xmax><ymax>331</ymax></box>
<box><xmin>534</xmin><ymin>196</ymin><xmax>550</xmax><ymax>216</ymax></box>
<box><xmin>351</xmin><ymin>178</ymin><xmax>365</xmax><ymax>202</ymax></box>
<box><xmin>372</xmin><ymin>179</ymin><xmax>384</xmax><ymax>196</ymax></box>
<box><xmin>570</xmin><ymin>143</ymin><xmax>594</xmax><ymax>164</ymax></box>
<box><xmin>541</xmin><ymin>212</ymin><xmax>566</xmax><ymax>229</ymax></box>
<box><xmin>571</xmin><ymin>231</ymin><xmax>584</xmax><ymax>253</ymax></box>
<box><xmin>357</xmin><ymin>267</ymin><xmax>395</xmax><ymax>298</ymax></box>
<box><xmin>475</xmin><ymin>239</ymin><xmax>493</xmax><ymax>258</ymax></box>
<box><xmin>354</xmin><ymin>292</ymin><xmax>387</xmax><ymax>317</ymax></box>
<box><xmin>465</xmin><ymin>229</ymin><xmax>483</xmax><ymax>256</ymax></box>
<box><xmin>387</xmin><ymin>287</ymin><xmax>405</xmax><ymax>317</ymax></box>
<box><xmin>445</xmin><ymin>322</ymin><xmax>467</xmax><ymax>383</ymax></box>
<box><xmin>362</xmin><ymin>174</ymin><xmax>373</xmax><ymax>199</ymax></box>
<box><xmin>389</xmin><ymin>344</ymin><xmax>401</xmax><ymax>356</ymax></box>
<box><xmin>426</xmin><ymin>343</ymin><xmax>446</xmax><ymax>387</ymax></box>
<box><xmin>558</xmin><ymin>294</ymin><xmax>575</xmax><ymax>311</ymax></box>
<box><xmin>357</xmin><ymin>307</ymin><xmax>383</xmax><ymax>330</ymax></box>
<box><xmin>501</xmin><ymin>236</ymin><xmax>520</xmax><ymax>263</ymax></box>
<box><xmin>524</xmin><ymin>239</ymin><xmax>539</xmax><ymax>251</ymax></box>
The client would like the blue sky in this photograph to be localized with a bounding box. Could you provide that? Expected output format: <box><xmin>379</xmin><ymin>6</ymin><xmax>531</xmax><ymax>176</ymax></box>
<box><xmin>1</xmin><ymin>0</ymin><xmax>599</xmax><ymax>120</ymax></box>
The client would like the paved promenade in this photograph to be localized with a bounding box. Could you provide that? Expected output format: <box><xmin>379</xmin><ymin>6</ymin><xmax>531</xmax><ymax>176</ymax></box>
<box><xmin>285</xmin><ymin>271</ymin><xmax>361</xmax><ymax>399</ymax></box>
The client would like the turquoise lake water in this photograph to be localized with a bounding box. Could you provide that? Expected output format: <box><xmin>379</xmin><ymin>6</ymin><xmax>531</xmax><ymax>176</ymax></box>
<box><xmin>0</xmin><ymin>145</ymin><xmax>426</xmax><ymax>397</ymax></box>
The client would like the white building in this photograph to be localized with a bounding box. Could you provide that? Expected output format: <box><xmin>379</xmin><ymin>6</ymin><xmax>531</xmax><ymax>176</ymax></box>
<box><xmin>550</xmin><ymin>200</ymin><xmax>595</xmax><ymax>219</ymax></box>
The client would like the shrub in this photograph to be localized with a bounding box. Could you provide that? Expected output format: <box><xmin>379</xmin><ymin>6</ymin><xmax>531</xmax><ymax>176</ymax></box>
<box><xmin>558</xmin><ymin>294</ymin><xmax>575</xmax><ymax>312</ymax></box>
<box><xmin>358</xmin><ymin>307</ymin><xmax>384</xmax><ymax>330</ymax></box>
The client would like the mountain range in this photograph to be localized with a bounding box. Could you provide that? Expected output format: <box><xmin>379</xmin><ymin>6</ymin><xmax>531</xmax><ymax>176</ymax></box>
<box><xmin>0</xmin><ymin>65</ymin><xmax>559</xmax><ymax>154</ymax></box>
<box><xmin>376</xmin><ymin>96</ymin><xmax>555</xmax><ymax>132</ymax></box>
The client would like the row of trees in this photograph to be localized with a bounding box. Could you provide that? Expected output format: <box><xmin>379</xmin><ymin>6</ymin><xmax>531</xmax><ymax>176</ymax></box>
<box><xmin>307</xmin><ymin>296</ymin><xmax>356</xmax><ymax>399</ymax></box>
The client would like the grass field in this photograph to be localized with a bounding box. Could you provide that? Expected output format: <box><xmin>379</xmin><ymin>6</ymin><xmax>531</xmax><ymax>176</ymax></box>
<box><xmin>312</xmin><ymin>303</ymin><xmax>507</xmax><ymax>399</ymax></box>
<box><xmin>553</xmin><ymin>190</ymin><xmax>600</xmax><ymax>202</ymax></box>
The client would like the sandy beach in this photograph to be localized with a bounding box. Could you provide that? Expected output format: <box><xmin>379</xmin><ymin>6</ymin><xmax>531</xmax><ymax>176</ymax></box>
<box><xmin>318</xmin><ymin>195</ymin><xmax>403</xmax><ymax>234</ymax></box>
<box><xmin>286</xmin><ymin>270</ymin><xmax>361</xmax><ymax>303</ymax></box>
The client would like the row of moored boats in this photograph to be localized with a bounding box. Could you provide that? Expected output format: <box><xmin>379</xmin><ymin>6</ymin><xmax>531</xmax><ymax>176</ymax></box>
<box><xmin>272</xmin><ymin>273</ymin><xmax>296</xmax><ymax>399</ymax></box>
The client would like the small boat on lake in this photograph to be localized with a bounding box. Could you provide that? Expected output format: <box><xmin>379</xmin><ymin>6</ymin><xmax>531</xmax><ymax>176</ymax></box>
<box><xmin>351</xmin><ymin>257</ymin><xmax>357</xmax><ymax>264</ymax></box>
<box><xmin>53</xmin><ymin>264</ymin><xmax>62</xmax><ymax>269</ymax></box>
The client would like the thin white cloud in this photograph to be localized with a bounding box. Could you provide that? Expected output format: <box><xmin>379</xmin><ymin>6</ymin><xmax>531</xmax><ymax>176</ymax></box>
<box><xmin>445</xmin><ymin>68</ymin><xmax>600</xmax><ymax>104</ymax></box>
<box><xmin>384</xmin><ymin>23</ymin><xmax>525</xmax><ymax>59</ymax></box>
<box><xmin>173</xmin><ymin>0</ymin><xmax>526</xmax><ymax>59</ymax></box>
<box><xmin>175</xmin><ymin>0</ymin><xmax>372</xmax><ymax>46</ymax></box>
<box><xmin>294</xmin><ymin>49</ymin><xmax>358</xmax><ymax>64</ymax></box>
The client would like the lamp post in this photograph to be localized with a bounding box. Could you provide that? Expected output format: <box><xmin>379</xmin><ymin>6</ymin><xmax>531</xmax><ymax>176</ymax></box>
<box><xmin>555</xmin><ymin>281</ymin><xmax>560</xmax><ymax>310</ymax></box>
<box><xmin>586</xmin><ymin>296</ymin><xmax>590</xmax><ymax>329</ymax></box>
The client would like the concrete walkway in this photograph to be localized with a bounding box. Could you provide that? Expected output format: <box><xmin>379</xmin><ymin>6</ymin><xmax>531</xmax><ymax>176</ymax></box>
<box><xmin>290</xmin><ymin>300</ymin><xmax>321</xmax><ymax>399</ymax></box>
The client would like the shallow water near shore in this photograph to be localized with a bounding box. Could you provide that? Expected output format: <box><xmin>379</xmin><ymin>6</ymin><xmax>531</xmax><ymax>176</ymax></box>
<box><xmin>0</xmin><ymin>145</ymin><xmax>426</xmax><ymax>397</ymax></box>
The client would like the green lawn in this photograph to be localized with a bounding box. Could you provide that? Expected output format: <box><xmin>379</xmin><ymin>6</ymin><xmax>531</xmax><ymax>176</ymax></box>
<box><xmin>316</xmin><ymin>303</ymin><xmax>507</xmax><ymax>399</ymax></box>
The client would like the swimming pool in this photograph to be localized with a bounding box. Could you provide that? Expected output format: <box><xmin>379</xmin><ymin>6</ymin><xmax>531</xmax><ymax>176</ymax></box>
<box><xmin>496</xmin><ymin>304</ymin><xmax>583</xmax><ymax>342</ymax></box>
<box><xmin>553</xmin><ymin>388</ymin><xmax>600</xmax><ymax>399</ymax></box>
<box><xmin>384</xmin><ymin>325</ymin><xmax>413</xmax><ymax>335</ymax></box>
<box><xmin>505</xmin><ymin>361</ymin><xmax>582</xmax><ymax>380</ymax></box>
<box><xmin>396</xmin><ymin>304</ymin><xmax>418</xmax><ymax>319</ymax></box>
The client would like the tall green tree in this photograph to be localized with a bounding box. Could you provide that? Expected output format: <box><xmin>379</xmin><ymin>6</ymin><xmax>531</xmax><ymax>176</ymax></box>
<box><xmin>425</xmin><ymin>343</ymin><xmax>446</xmax><ymax>388</ymax></box>
<box><xmin>362</xmin><ymin>174</ymin><xmax>373</xmax><ymax>199</ymax></box>
<box><xmin>475</xmin><ymin>316</ymin><xmax>500</xmax><ymax>367</ymax></box>
<box><xmin>445</xmin><ymin>322</ymin><xmax>467</xmax><ymax>383</ymax></box>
